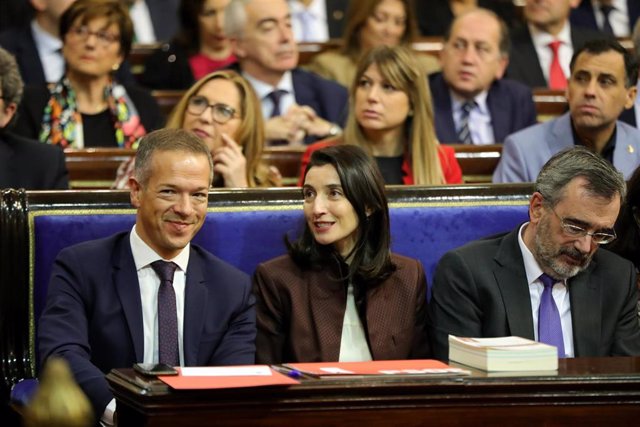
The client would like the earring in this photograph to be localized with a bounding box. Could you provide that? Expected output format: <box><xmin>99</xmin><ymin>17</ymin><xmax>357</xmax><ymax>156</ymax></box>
<box><xmin>112</xmin><ymin>63</ymin><xmax>120</xmax><ymax>71</ymax></box>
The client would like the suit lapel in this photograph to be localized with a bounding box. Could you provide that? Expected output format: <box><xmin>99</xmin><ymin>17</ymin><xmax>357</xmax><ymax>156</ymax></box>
<box><xmin>568</xmin><ymin>263</ymin><xmax>600</xmax><ymax>357</ymax></box>
<box><xmin>612</xmin><ymin>122</ymin><xmax>640</xmax><ymax>178</ymax></box>
<box><xmin>494</xmin><ymin>229</ymin><xmax>535</xmax><ymax>339</ymax></box>
<box><xmin>182</xmin><ymin>248</ymin><xmax>207</xmax><ymax>366</ymax></box>
<box><xmin>291</xmin><ymin>70</ymin><xmax>318</xmax><ymax>113</ymax></box>
<box><xmin>549</xmin><ymin>114</ymin><xmax>575</xmax><ymax>155</ymax></box>
<box><xmin>309</xmin><ymin>269</ymin><xmax>345</xmax><ymax>361</ymax></box>
<box><xmin>487</xmin><ymin>82</ymin><xmax>508</xmax><ymax>142</ymax></box>
<box><xmin>430</xmin><ymin>74</ymin><xmax>458</xmax><ymax>143</ymax></box>
<box><xmin>513</xmin><ymin>28</ymin><xmax>547</xmax><ymax>87</ymax></box>
<box><xmin>113</xmin><ymin>236</ymin><xmax>145</xmax><ymax>361</ymax></box>
<box><xmin>365</xmin><ymin>283</ymin><xmax>393</xmax><ymax>359</ymax></box>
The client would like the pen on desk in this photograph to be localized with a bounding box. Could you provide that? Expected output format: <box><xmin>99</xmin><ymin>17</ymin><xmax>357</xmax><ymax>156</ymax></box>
<box><xmin>271</xmin><ymin>365</ymin><xmax>305</xmax><ymax>379</ymax></box>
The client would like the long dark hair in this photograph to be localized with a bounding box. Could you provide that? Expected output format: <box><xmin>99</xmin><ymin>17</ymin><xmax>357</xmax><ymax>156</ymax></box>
<box><xmin>287</xmin><ymin>145</ymin><xmax>396</xmax><ymax>286</ymax></box>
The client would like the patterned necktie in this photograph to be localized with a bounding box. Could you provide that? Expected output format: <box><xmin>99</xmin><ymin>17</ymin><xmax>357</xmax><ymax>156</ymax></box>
<box><xmin>457</xmin><ymin>101</ymin><xmax>475</xmax><ymax>144</ymax></box>
<box><xmin>600</xmin><ymin>4</ymin><xmax>615</xmax><ymax>36</ymax></box>
<box><xmin>267</xmin><ymin>89</ymin><xmax>288</xmax><ymax>118</ymax></box>
<box><xmin>151</xmin><ymin>260</ymin><xmax>179</xmax><ymax>366</ymax></box>
<box><xmin>548</xmin><ymin>40</ymin><xmax>567</xmax><ymax>90</ymax></box>
<box><xmin>538</xmin><ymin>273</ymin><xmax>565</xmax><ymax>358</ymax></box>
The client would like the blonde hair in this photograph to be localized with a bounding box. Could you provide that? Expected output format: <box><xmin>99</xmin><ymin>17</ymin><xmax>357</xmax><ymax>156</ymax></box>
<box><xmin>341</xmin><ymin>0</ymin><xmax>418</xmax><ymax>60</ymax></box>
<box><xmin>166</xmin><ymin>70</ymin><xmax>275</xmax><ymax>187</ymax></box>
<box><xmin>343</xmin><ymin>45</ymin><xmax>445</xmax><ymax>185</ymax></box>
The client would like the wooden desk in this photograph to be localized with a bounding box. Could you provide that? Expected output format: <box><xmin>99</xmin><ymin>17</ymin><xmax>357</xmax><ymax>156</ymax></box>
<box><xmin>107</xmin><ymin>357</ymin><xmax>640</xmax><ymax>427</ymax></box>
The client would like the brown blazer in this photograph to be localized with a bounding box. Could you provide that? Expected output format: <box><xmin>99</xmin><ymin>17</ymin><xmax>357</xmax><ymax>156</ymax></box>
<box><xmin>253</xmin><ymin>253</ymin><xmax>430</xmax><ymax>363</ymax></box>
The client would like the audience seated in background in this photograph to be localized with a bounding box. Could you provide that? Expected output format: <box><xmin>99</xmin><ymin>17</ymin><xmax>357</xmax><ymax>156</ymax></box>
<box><xmin>305</xmin><ymin>0</ymin><xmax>440</xmax><ymax>89</ymax></box>
<box><xmin>494</xmin><ymin>38</ymin><xmax>640</xmax><ymax>183</ymax></box>
<box><xmin>0</xmin><ymin>0</ymin><xmax>135</xmax><ymax>85</ymax></box>
<box><xmin>570</xmin><ymin>0</ymin><xmax>640</xmax><ymax>38</ymax></box>
<box><xmin>140</xmin><ymin>0</ymin><xmax>237</xmax><ymax>90</ymax></box>
<box><xmin>254</xmin><ymin>144</ymin><xmax>430</xmax><ymax>363</ymax></box>
<box><xmin>429</xmin><ymin>8</ymin><xmax>537</xmax><ymax>144</ymax></box>
<box><xmin>288</xmin><ymin>0</ymin><xmax>347</xmax><ymax>42</ymax></box>
<box><xmin>300</xmin><ymin>46</ymin><xmax>461</xmax><ymax>185</ymax></box>
<box><xmin>114</xmin><ymin>70</ymin><xmax>281</xmax><ymax>188</ymax></box>
<box><xmin>38</xmin><ymin>128</ymin><xmax>256</xmax><ymax>426</ymax></box>
<box><xmin>126</xmin><ymin>0</ymin><xmax>181</xmax><ymax>43</ymax></box>
<box><xmin>13</xmin><ymin>0</ymin><xmax>163</xmax><ymax>149</ymax></box>
<box><xmin>506</xmin><ymin>0</ymin><xmax>606</xmax><ymax>89</ymax></box>
<box><xmin>416</xmin><ymin>0</ymin><xmax>517</xmax><ymax>37</ymax></box>
<box><xmin>224</xmin><ymin>0</ymin><xmax>348</xmax><ymax>145</ymax></box>
<box><xmin>429</xmin><ymin>147</ymin><xmax>640</xmax><ymax>360</ymax></box>
<box><xmin>0</xmin><ymin>46</ymin><xmax>69</xmax><ymax>190</ymax></box>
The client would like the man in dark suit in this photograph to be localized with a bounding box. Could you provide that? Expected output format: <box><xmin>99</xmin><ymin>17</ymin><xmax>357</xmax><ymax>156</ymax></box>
<box><xmin>570</xmin><ymin>0</ymin><xmax>640</xmax><ymax>38</ymax></box>
<box><xmin>429</xmin><ymin>147</ymin><xmax>640</xmax><ymax>360</ymax></box>
<box><xmin>37</xmin><ymin>128</ymin><xmax>256</xmax><ymax>425</ymax></box>
<box><xmin>507</xmin><ymin>0</ymin><xmax>605</xmax><ymax>88</ymax></box>
<box><xmin>430</xmin><ymin>8</ymin><xmax>537</xmax><ymax>144</ymax></box>
<box><xmin>0</xmin><ymin>46</ymin><xmax>68</xmax><ymax>190</ymax></box>
<box><xmin>225</xmin><ymin>0</ymin><xmax>348</xmax><ymax>145</ymax></box>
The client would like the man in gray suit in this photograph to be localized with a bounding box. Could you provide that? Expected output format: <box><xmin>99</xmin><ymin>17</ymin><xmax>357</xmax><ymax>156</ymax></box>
<box><xmin>494</xmin><ymin>38</ymin><xmax>640</xmax><ymax>183</ymax></box>
<box><xmin>429</xmin><ymin>147</ymin><xmax>640</xmax><ymax>360</ymax></box>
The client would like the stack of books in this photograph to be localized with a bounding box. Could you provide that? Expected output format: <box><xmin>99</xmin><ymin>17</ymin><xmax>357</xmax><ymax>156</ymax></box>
<box><xmin>448</xmin><ymin>335</ymin><xmax>558</xmax><ymax>372</ymax></box>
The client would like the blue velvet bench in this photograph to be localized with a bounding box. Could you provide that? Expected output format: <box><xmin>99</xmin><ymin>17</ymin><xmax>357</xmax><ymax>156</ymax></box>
<box><xmin>0</xmin><ymin>184</ymin><xmax>532</xmax><ymax>411</ymax></box>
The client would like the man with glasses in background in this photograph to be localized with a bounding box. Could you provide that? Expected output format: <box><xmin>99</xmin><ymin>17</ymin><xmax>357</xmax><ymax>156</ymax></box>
<box><xmin>494</xmin><ymin>38</ymin><xmax>640</xmax><ymax>183</ymax></box>
<box><xmin>429</xmin><ymin>147</ymin><xmax>640</xmax><ymax>360</ymax></box>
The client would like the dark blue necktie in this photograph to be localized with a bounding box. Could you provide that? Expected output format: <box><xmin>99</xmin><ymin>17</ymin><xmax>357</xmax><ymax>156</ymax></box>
<box><xmin>538</xmin><ymin>273</ymin><xmax>565</xmax><ymax>358</ymax></box>
<box><xmin>267</xmin><ymin>89</ymin><xmax>287</xmax><ymax>118</ymax></box>
<box><xmin>151</xmin><ymin>260</ymin><xmax>179</xmax><ymax>366</ymax></box>
<box><xmin>600</xmin><ymin>5</ymin><xmax>615</xmax><ymax>36</ymax></box>
<box><xmin>457</xmin><ymin>101</ymin><xmax>475</xmax><ymax>144</ymax></box>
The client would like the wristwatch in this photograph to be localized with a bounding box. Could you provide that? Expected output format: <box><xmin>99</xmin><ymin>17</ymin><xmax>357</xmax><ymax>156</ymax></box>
<box><xmin>327</xmin><ymin>123</ymin><xmax>342</xmax><ymax>137</ymax></box>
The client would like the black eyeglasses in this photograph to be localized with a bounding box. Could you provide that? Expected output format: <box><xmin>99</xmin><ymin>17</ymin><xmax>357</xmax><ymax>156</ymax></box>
<box><xmin>549</xmin><ymin>207</ymin><xmax>617</xmax><ymax>245</ymax></box>
<box><xmin>69</xmin><ymin>26</ymin><xmax>120</xmax><ymax>47</ymax></box>
<box><xmin>186</xmin><ymin>96</ymin><xmax>239</xmax><ymax>124</ymax></box>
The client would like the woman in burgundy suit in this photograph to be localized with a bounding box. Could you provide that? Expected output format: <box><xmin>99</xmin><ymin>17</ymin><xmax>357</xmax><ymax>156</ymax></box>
<box><xmin>253</xmin><ymin>145</ymin><xmax>430</xmax><ymax>363</ymax></box>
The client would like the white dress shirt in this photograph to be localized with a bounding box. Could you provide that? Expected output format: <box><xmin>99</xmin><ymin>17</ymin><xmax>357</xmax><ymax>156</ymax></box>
<box><xmin>518</xmin><ymin>223</ymin><xmax>575</xmax><ymax>358</ymax></box>
<box><xmin>102</xmin><ymin>226</ymin><xmax>190</xmax><ymax>426</ymax></box>
<box><xmin>243</xmin><ymin>71</ymin><xmax>296</xmax><ymax>119</ymax></box>
<box><xmin>529</xmin><ymin>22</ymin><xmax>573</xmax><ymax>85</ymax></box>
<box><xmin>451</xmin><ymin>90</ymin><xmax>495</xmax><ymax>145</ymax></box>
<box><xmin>129</xmin><ymin>0</ymin><xmax>157</xmax><ymax>43</ymax></box>
<box><xmin>591</xmin><ymin>0</ymin><xmax>630</xmax><ymax>37</ymax></box>
<box><xmin>338</xmin><ymin>282</ymin><xmax>373</xmax><ymax>362</ymax></box>
<box><xmin>31</xmin><ymin>20</ymin><xmax>64</xmax><ymax>83</ymax></box>
<box><xmin>289</xmin><ymin>0</ymin><xmax>329</xmax><ymax>42</ymax></box>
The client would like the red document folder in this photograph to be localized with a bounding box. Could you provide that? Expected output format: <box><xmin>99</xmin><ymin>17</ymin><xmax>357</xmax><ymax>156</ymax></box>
<box><xmin>158</xmin><ymin>365</ymin><xmax>300</xmax><ymax>390</ymax></box>
<box><xmin>285</xmin><ymin>359</ymin><xmax>468</xmax><ymax>376</ymax></box>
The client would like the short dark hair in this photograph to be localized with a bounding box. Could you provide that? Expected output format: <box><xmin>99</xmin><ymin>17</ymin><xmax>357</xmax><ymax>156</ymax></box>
<box><xmin>569</xmin><ymin>38</ymin><xmax>639</xmax><ymax>88</ymax></box>
<box><xmin>134</xmin><ymin>128</ymin><xmax>213</xmax><ymax>187</ymax></box>
<box><xmin>535</xmin><ymin>146</ymin><xmax>626</xmax><ymax>208</ymax></box>
<box><xmin>287</xmin><ymin>145</ymin><xmax>396</xmax><ymax>286</ymax></box>
<box><xmin>60</xmin><ymin>0</ymin><xmax>134</xmax><ymax>58</ymax></box>
<box><xmin>443</xmin><ymin>8</ymin><xmax>510</xmax><ymax>56</ymax></box>
<box><xmin>0</xmin><ymin>47</ymin><xmax>24</xmax><ymax>129</ymax></box>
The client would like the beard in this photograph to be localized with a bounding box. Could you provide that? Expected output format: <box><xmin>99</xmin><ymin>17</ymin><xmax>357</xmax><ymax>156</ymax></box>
<box><xmin>533</xmin><ymin>216</ymin><xmax>594</xmax><ymax>280</ymax></box>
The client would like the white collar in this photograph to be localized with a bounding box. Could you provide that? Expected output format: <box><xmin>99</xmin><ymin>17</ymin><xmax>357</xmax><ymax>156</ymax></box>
<box><xmin>31</xmin><ymin>19</ymin><xmax>63</xmax><ymax>54</ymax></box>
<box><xmin>450</xmin><ymin>89</ymin><xmax>490</xmax><ymax>115</ymax></box>
<box><xmin>243</xmin><ymin>70</ymin><xmax>295</xmax><ymax>100</ymax></box>
<box><xmin>528</xmin><ymin>21</ymin><xmax>572</xmax><ymax>49</ymax></box>
<box><xmin>288</xmin><ymin>0</ymin><xmax>327</xmax><ymax>19</ymax></box>
<box><xmin>130</xmin><ymin>225</ymin><xmax>190</xmax><ymax>273</ymax></box>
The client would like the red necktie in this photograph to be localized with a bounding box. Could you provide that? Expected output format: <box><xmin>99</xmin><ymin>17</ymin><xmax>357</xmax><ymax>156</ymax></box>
<box><xmin>548</xmin><ymin>40</ymin><xmax>567</xmax><ymax>90</ymax></box>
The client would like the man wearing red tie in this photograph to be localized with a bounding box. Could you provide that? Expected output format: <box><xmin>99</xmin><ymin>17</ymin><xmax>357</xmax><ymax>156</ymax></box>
<box><xmin>506</xmin><ymin>0</ymin><xmax>606</xmax><ymax>89</ymax></box>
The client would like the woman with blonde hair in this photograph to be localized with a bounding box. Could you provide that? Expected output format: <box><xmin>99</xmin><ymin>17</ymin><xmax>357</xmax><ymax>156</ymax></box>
<box><xmin>300</xmin><ymin>45</ymin><xmax>461</xmax><ymax>186</ymax></box>
<box><xmin>114</xmin><ymin>70</ymin><xmax>280</xmax><ymax>188</ymax></box>
<box><xmin>306</xmin><ymin>0</ymin><xmax>440</xmax><ymax>88</ymax></box>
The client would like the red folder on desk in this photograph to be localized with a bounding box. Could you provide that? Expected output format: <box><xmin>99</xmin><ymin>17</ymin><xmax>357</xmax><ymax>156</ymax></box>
<box><xmin>285</xmin><ymin>359</ymin><xmax>468</xmax><ymax>376</ymax></box>
<box><xmin>158</xmin><ymin>365</ymin><xmax>300</xmax><ymax>390</ymax></box>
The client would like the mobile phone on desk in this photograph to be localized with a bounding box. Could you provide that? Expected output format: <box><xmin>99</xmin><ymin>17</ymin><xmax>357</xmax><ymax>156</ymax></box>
<box><xmin>133</xmin><ymin>363</ymin><xmax>178</xmax><ymax>376</ymax></box>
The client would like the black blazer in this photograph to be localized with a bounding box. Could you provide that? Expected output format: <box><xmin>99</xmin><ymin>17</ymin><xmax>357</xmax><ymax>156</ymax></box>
<box><xmin>428</xmin><ymin>227</ymin><xmax>640</xmax><ymax>360</ymax></box>
<box><xmin>506</xmin><ymin>25</ymin><xmax>606</xmax><ymax>88</ymax></box>
<box><xmin>140</xmin><ymin>43</ymin><xmax>194</xmax><ymax>90</ymax></box>
<box><xmin>14</xmin><ymin>83</ymin><xmax>164</xmax><ymax>144</ymax></box>
<box><xmin>415</xmin><ymin>0</ymin><xmax>517</xmax><ymax>36</ymax></box>
<box><xmin>325</xmin><ymin>0</ymin><xmax>348</xmax><ymax>39</ymax></box>
<box><xmin>0</xmin><ymin>131</ymin><xmax>69</xmax><ymax>190</ymax></box>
